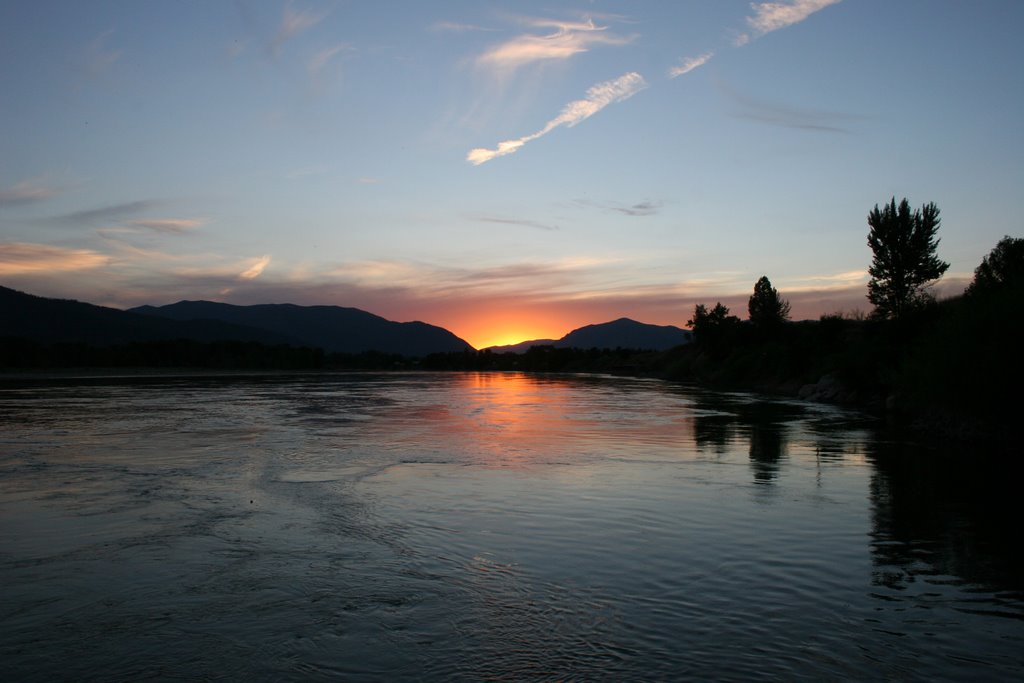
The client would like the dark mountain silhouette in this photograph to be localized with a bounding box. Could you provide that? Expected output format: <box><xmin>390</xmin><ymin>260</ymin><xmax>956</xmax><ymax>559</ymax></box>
<box><xmin>0</xmin><ymin>285</ymin><xmax>293</xmax><ymax>347</ymax></box>
<box><xmin>130</xmin><ymin>300</ymin><xmax>473</xmax><ymax>356</ymax></box>
<box><xmin>487</xmin><ymin>318</ymin><xmax>692</xmax><ymax>353</ymax></box>
<box><xmin>489</xmin><ymin>338</ymin><xmax>560</xmax><ymax>354</ymax></box>
<box><xmin>562</xmin><ymin>318</ymin><xmax>693</xmax><ymax>349</ymax></box>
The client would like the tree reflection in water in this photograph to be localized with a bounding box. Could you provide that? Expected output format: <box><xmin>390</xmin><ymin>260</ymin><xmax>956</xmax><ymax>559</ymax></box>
<box><xmin>690</xmin><ymin>392</ymin><xmax>803</xmax><ymax>485</ymax></box>
<box><xmin>688</xmin><ymin>389</ymin><xmax>1022</xmax><ymax>616</ymax></box>
<box><xmin>866</xmin><ymin>438</ymin><xmax>1023</xmax><ymax>595</ymax></box>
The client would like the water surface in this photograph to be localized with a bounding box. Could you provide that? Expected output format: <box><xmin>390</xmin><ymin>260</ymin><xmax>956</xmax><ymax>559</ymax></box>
<box><xmin>1</xmin><ymin>372</ymin><xmax>1020</xmax><ymax>680</ymax></box>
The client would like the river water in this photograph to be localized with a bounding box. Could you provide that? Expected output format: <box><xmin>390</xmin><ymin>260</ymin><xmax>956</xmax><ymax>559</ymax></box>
<box><xmin>0</xmin><ymin>372</ymin><xmax>1020</xmax><ymax>680</ymax></box>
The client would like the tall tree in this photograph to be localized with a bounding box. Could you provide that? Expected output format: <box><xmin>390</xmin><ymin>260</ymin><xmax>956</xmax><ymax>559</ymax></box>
<box><xmin>748</xmin><ymin>275</ymin><xmax>791</xmax><ymax>328</ymax></box>
<box><xmin>866</xmin><ymin>198</ymin><xmax>949</xmax><ymax>319</ymax></box>
<box><xmin>965</xmin><ymin>235</ymin><xmax>1024</xmax><ymax>298</ymax></box>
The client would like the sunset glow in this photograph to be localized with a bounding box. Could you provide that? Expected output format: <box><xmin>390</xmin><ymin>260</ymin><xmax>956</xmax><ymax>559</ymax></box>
<box><xmin>2</xmin><ymin>2</ymin><xmax>1019</xmax><ymax>330</ymax></box>
<box><xmin>441</xmin><ymin>310</ymin><xmax>571</xmax><ymax>350</ymax></box>
<box><xmin>476</xmin><ymin>331</ymin><xmax>540</xmax><ymax>349</ymax></box>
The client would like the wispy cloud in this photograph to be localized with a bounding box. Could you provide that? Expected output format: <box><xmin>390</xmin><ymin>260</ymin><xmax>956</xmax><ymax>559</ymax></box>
<box><xmin>467</xmin><ymin>71</ymin><xmax>648</xmax><ymax>165</ymax></box>
<box><xmin>431</xmin><ymin>21</ymin><xmax>498</xmax><ymax>33</ymax></box>
<box><xmin>474</xmin><ymin>215</ymin><xmax>559</xmax><ymax>231</ymax></box>
<box><xmin>0</xmin><ymin>181</ymin><xmax>58</xmax><ymax>207</ymax></box>
<box><xmin>736</xmin><ymin>0</ymin><xmax>842</xmax><ymax>45</ymax></box>
<box><xmin>0</xmin><ymin>241</ymin><xmax>108</xmax><ymax>275</ymax></box>
<box><xmin>334</xmin><ymin>257</ymin><xmax>633</xmax><ymax>307</ymax></box>
<box><xmin>128</xmin><ymin>218</ymin><xmax>205</xmax><ymax>235</ymax></box>
<box><xmin>85</xmin><ymin>30</ymin><xmax>121</xmax><ymax>77</ymax></box>
<box><xmin>286</xmin><ymin>164</ymin><xmax>331</xmax><ymax>179</ymax></box>
<box><xmin>578</xmin><ymin>199</ymin><xmax>663</xmax><ymax>217</ymax></box>
<box><xmin>476</xmin><ymin>16</ymin><xmax>635</xmax><ymax>75</ymax></box>
<box><xmin>618</xmin><ymin>201</ymin><xmax>661</xmax><ymax>217</ymax></box>
<box><xmin>454</xmin><ymin>262</ymin><xmax>573</xmax><ymax>284</ymax></box>
<box><xmin>308</xmin><ymin>43</ymin><xmax>351</xmax><ymax>75</ymax></box>
<box><xmin>271</xmin><ymin>3</ymin><xmax>327</xmax><ymax>55</ymax></box>
<box><xmin>97</xmin><ymin>234</ymin><xmax>180</xmax><ymax>261</ymax></box>
<box><xmin>721</xmin><ymin>81</ymin><xmax>857</xmax><ymax>132</ymax></box>
<box><xmin>41</xmin><ymin>200</ymin><xmax>159</xmax><ymax>226</ymax></box>
<box><xmin>239</xmin><ymin>255</ymin><xmax>271</xmax><ymax>280</ymax></box>
<box><xmin>669</xmin><ymin>52</ymin><xmax>714</xmax><ymax>78</ymax></box>
<box><xmin>329</xmin><ymin>260</ymin><xmax>585</xmax><ymax>294</ymax></box>
<box><xmin>318</xmin><ymin>255</ymin><xmax>625</xmax><ymax>300</ymax></box>
<box><xmin>332</xmin><ymin>259</ymin><xmax>423</xmax><ymax>286</ymax></box>
<box><xmin>782</xmin><ymin>269</ymin><xmax>868</xmax><ymax>291</ymax></box>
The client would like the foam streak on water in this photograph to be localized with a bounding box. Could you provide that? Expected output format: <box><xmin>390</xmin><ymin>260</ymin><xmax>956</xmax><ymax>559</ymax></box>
<box><xmin>0</xmin><ymin>372</ymin><xmax>1020</xmax><ymax>680</ymax></box>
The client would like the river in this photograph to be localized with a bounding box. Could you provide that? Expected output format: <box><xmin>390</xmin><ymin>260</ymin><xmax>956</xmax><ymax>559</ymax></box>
<box><xmin>0</xmin><ymin>372</ymin><xmax>1020</xmax><ymax>680</ymax></box>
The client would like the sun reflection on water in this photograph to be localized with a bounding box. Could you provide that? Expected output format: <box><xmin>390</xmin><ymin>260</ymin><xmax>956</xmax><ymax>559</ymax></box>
<box><xmin>418</xmin><ymin>372</ymin><xmax>700</xmax><ymax>468</ymax></box>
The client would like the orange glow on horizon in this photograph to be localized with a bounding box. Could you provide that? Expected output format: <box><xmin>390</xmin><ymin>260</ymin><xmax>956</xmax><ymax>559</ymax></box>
<box><xmin>431</xmin><ymin>306</ymin><xmax>577</xmax><ymax>350</ymax></box>
<box><xmin>422</xmin><ymin>279</ymin><xmax>902</xmax><ymax>350</ymax></box>
<box><xmin>471</xmin><ymin>327</ymin><xmax>556</xmax><ymax>350</ymax></box>
<box><xmin>412</xmin><ymin>297</ymin><xmax>689</xmax><ymax>351</ymax></box>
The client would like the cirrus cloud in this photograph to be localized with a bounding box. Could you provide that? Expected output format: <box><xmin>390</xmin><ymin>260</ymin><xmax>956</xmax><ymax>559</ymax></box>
<box><xmin>38</xmin><ymin>199</ymin><xmax>159</xmax><ymax>227</ymax></box>
<box><xmin>271</xmin><ymin>3</ymin><xmax>327</xmax><ymax>55</ymax></box>
<box><xmin>239</xmin><ymin>255</ymin><xmax>271</xmax><ymax>280</ymax></box>
<box><xmin>0</xmin><ymin>181</ymin><xmax>59</xmax><ymax>207</ymax></box>
<box><xmin>476</xmin><ymin>16</ymin><xmax>635</xmax><ymax>75</ymax></box>
<box><xmin>669</xmin><ymin>52</ymin><xmax>714</xmax><ymax>78</ymax></box>
<box><xmin>0</xmin><ymin>241</ymin><xmax>109</xmax><ymax>275</ymax></box>
<box><xmin>85</xmin><ymin>30</ymin><xmax>121</xmax><ymax>77</ymax></box>
<box><xmin>473</xmin><ymin>215</ymin><xmax>559</xmax><ymax>231</ymax></box>
<box><xmin>467</xmin><ymin>71</ymin><xmax>648</xmax><ymax>165</ymax></box>
<box><xmin>736</xmin><ymin>0</ymin><xmax>842</xmax><ymax>45</ymax></box>
<box><xmin>128</xmin><ymin>218</ymin><xmax>205</xmax><ymax>235</ymax></box>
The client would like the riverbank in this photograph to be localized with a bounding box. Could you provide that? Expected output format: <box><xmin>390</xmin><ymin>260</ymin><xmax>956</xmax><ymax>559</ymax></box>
<box><xmin>653</xmin><ymin>297</ymin><xmax>1021</xmax><ymax>446</ymax></box>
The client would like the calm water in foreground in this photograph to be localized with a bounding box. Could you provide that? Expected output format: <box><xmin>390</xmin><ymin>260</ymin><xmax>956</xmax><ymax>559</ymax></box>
<box><xmin>0</xmin><ymin>372</ymin><xmax>1020</xmax><ymax>681</ymax></box>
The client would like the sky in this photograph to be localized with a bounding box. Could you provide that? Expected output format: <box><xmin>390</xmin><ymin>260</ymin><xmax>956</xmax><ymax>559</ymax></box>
<box><xmin>2</xmin><ymin>1</ymin><xmax>1022</xmax><ymax>349</ymax></box>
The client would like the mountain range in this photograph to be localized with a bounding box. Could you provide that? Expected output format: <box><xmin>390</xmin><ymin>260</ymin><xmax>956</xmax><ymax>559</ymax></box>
<box><xmin>1</xmin><ymin>286</ymin><xmax>293</xmax><ymax>347</ymax></box>
<box><xmin>1</xmin><ymin>286</ymin><xmax>469</xmax><ymax>356</ymax></box>
<box><xmin>2</xmin><ymin>285</ymin><xmax>691</xmax><ymax>357</ymax></box>
<box><xmin>129</xmin><ymin>300</ymin><xmax>472</xmax><ymax>356</ymax></box>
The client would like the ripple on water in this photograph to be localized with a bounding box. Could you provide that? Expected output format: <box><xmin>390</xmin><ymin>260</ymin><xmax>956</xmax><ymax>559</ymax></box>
<box><xmin>0</xmin><ymin>373</ymin><xmax>1021</xmax><ymax>681</ymax></box>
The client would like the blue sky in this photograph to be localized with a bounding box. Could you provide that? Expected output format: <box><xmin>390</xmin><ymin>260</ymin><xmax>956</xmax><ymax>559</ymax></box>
<box><xmin>2</xmin><ymin>0</ymin><xmax>1022</xmax><ymax>347</ymax></box>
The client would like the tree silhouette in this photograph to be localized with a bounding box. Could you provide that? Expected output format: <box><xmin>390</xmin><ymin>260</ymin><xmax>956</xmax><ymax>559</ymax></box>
<box><xmin>965</xmin><ymin>235</ymin><xmax>1024</xmax><ymax>298</ymax></box>
<box><xmin>748</xmin><ymin>275</ymin><xmax>791</xmax><ymax>328</ymax></box>
<box><xmin>688</xmin><ymin>302</ymin><xmax>735</xmax><ymax>329</ymax></box>
<box><xmin>866</xmin><ymin>198</ymin><xmax>949</xmax><ymax>320</ymax></box>
<box><xmin>687</xmin><ymin>302</ymin><xmax>740</xmax><ymax>346</ymax></box>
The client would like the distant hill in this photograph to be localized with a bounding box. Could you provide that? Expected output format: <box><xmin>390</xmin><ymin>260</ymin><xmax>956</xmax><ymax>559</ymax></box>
<box><xmin>488</xmin><ymin>338</ymin><xmax>560</xmax><ymax>354</ymax></box>
<box><xmin>487</xmin><ymin>318</ymin><xmax>692</xmax><ymax>353</ymax></box>
<box><xmin>0</xmin><ymin>285</ymin><xmax>293</xmax><ymax>347</ymax></box>
<box><xmin>130</xmin><ymin>300</ymin><xmax>473</xmax><ymax>356</ymax></box>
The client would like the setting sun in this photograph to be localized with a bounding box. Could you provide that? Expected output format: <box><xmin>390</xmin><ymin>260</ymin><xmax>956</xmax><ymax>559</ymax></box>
<box><xmin>421</xmin><ymin>303</ymin><xmax>582</xmax><ymax>350</ymax></box>
<box><xmin>468</xmin><ymin>324</ymin><xmax>556</xmax><ymax>350</ymax></box>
